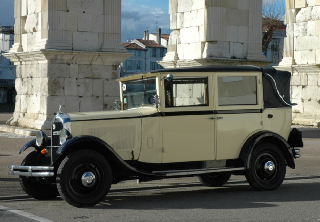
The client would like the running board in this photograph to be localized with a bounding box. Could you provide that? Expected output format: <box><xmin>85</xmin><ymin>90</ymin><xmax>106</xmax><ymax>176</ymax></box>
<box><xmin>152</xmin><ymin>167</ymin><xmax>245</xmax><ymax>177</ymax></box>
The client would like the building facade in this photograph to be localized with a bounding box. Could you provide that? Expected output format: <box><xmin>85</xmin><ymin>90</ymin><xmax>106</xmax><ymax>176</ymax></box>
<box><xmin>121</xmin><ymin>29</ymin><xmax>168</xmax><ymax>76</ymax></box>
<box><xmin>263</xmin><ymin>30</ymin><xmax>286</xmax><ymax>66</ymax></box>
<box><xmin>0</xmin><ymin>26</ymin><xmax>16</xmax><ymax>104</ymax></box>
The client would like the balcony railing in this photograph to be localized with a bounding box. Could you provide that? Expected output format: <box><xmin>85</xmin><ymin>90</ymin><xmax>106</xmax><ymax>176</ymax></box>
<box><xmin>0</xmin><ymin>79</ymin><xmax>15</xmax><ymax>87</ymax></box>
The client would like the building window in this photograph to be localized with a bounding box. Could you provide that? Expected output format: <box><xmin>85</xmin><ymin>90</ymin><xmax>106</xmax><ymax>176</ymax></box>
<box><xmin>151</xmin><ymin>48</ymin><xmax>157</xmax><ymax>57</ymax></box>
<box><xmin>127</xmin><ymin>60</ymin><xmax>132</xmax><ymax>70</ymax></box>
<box><xmin>135</xmin><ymin>50</ymin><xmax>142</xmax><ymax>57</ymax></box>
<box><xmin>160</xmin><ymin>48</ymin><xmax>165</xmax><ymax>57</ymax></box>
<box><xmin>136</xmin><ymin>61</ymin><xmax>142</xmax><ymax>70</ymax></box>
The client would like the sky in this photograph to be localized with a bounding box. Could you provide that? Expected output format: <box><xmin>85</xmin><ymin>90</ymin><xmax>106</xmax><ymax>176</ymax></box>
<box><xmin>0</xmin><ymin>0</ymin><xmax>170</xmax><ymax>42</ymax></box>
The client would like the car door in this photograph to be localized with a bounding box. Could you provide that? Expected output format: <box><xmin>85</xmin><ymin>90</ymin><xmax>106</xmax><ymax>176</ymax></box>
<box><xmin>160</xmin><ymin>73</ymin><xmax>216</xmax><ymax>163</ymax></box>
<box><xmin>214</xmin><ymin>72</ymin><xmax>263</xmax><ymax>160</ymax></box>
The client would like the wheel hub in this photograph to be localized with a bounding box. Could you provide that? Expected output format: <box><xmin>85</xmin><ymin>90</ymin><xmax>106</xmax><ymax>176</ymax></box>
<box><xmin>264</xmin><ymin>161</ymin><xmax>275</xmax><ymax>174</ymax></box>
<box><xmin>81</xmin><ymin>172</ymin><xmax>96</xmax><ymax>187</ymax></box>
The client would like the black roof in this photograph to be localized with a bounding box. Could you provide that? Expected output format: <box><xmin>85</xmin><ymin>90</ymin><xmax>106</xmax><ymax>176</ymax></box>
<box><xmin>152</xmin><ymin>65</ymin><xmax>263</xmax><ymax>73</ymax></box>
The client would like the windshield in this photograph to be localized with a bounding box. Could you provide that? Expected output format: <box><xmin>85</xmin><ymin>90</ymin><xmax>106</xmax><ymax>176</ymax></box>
<box><xmin>122</xmin><ymin>78</ymin><xmax>157</xmax><ymax>110</ymax></box>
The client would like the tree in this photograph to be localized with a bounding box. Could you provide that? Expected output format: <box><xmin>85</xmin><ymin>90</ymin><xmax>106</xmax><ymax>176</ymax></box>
<box><xmin>262</xmin><ymin>0</ymin><xmax>286</xmax><ymax>52</ymax></box>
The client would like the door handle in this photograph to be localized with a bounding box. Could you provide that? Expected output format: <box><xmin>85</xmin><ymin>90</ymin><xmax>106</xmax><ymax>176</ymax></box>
<box><xmin>209</xmin><ymin>116</ymin><xmax>223</xmax><ymax>120</ymax></box>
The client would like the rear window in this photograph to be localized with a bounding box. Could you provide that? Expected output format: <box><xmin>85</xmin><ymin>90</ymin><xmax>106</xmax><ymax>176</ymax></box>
<box><xmin>218</xmin><ymin>76</ymin><xmax>257</xmax><ymax>106</ymax></box>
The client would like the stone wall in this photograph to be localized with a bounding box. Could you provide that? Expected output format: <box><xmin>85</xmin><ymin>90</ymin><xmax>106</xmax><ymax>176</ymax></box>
<box><xmin>277</xmin><ymin>0</ymin><xmax>320</xmax><ymax>126</ymax></box>
<box><xmin>161</xmin><ymin>0</ymin><xmax>268</xmax><ymax>68</ymax></box>
<box><xmin>4</xmin><ymin>0</ymin><xmax>130</xmax><ymax>130</ymax></box>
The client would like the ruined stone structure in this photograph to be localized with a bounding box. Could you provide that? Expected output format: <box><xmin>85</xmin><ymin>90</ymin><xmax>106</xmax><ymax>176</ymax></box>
<box><xmin>277</xmin><ymin>0</ymin><xmax>320</xmax><ymax>126</ymax></box>
<box><xmin>161</xmin><ymin>0</ymin><xmax>268</xmax><ymax>68</ymax></box>
<box><xmin>3</xmin><ymin>0</ymin><xmax>271</xmax><ymax>131</ymax></box>
<box><xmin>4</xmin><ymin>0</ymin><xmax>130</xmax><ymax>130</ymax></box>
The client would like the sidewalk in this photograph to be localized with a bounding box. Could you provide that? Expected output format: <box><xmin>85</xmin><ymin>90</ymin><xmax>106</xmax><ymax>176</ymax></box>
<box><xmin>0</xmin><ymin>112</ymin><xmax>38</xmax><ymax>136</ymax></box>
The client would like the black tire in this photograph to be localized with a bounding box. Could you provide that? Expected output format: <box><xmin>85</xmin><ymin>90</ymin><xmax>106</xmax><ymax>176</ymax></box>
<box><xmin>198</xmin><ymin>173</ymin><xmax>231</xmax><ymax>187</ymax></box>
<box><xmin>245</xmin><ymin>143</ymin><xmax>286</xmax><ymax>191</ymax></box>
<box><xmin>56</xmin><ymin>149</ymin><xmax>112</xmax><ymax>208</ymax></box>
<box><xmin>19</xmin><ymin>151</ymin><xmax>59</xmax><ymax>200</ymax></box>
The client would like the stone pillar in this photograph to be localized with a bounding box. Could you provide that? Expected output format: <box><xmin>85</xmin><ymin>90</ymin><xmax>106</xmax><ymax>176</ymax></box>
<box><xmin>246</xmin><ymin>0</ymin><xmax>267</xmax><ymax>61</ymax></box>
<box><xmin>277</xmin><ymin>0</ymin><xmax>320</xmax><ymax>127</ymax></box>
<box><xmin>4</xmin><ymin>0</ymin><xmax>131</xmax><ymax>130</ymax></box>
<box><xmin>161</xmin><ymin>0</ymin><xmax>269</xmax><ymax>68</ymax></box>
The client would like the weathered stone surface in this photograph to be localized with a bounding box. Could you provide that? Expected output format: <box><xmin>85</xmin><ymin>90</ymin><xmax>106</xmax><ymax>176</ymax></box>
<box><xmin>162</xmin><ymin>0</ymin><xmax>267</xmax><ymax>68</ymax></box>
<box><xmin>48</xmin><ymin>78</ymin><xmax>65</xmax><ymax>96</ymax></box>
<box><xmin>78</xmin><ymin>13</ymin><xmax>93</xmax><ymax>32</ymax></box>
<box><xmin>67</xmin><ymin>0</ymin><xmax>104</xmax><ymax>15</ymax></box>
<box><xmin>80</xmin><ymin>96</ymin><xmax>104</xmax><ymax>112</ymax></box>
<box><xmin>77</xmin><ymin>79</ymin><xmax>93</xmax><ymax>97</ymax></box>
<box><xmin>296</xmin><ymin>7</ymin><xmax>312</xmax><ymax>22</ymax></box>
<box><xmin>296</xmin><ymin>0</ymin><xmax>308</xmax><ymax>8</ymax></box>
<box><xmin>104</xmin><ymin>80</ymin><xmax>119</xmax><ymax>97</ymax></box>
<box><xmin>73</xmin><ymin>32</ymin><xmax>99</xmax><ymax>51</ymax></box>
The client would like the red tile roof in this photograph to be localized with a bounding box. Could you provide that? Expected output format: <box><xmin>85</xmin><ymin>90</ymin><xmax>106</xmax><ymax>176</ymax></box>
<box><xmin>150</xmin><ymin>33</ymin><xmax>170</xmax><ymax>41</ymax></box>
<box><xmin>122</xmin><ymin>42</ymin><xmax>145</xmax><ymax>50</ymax></box>
<box><xmin>135</xmin><ymin>39</ymin><xmax>166</xmax><ymax>48</ymax></box>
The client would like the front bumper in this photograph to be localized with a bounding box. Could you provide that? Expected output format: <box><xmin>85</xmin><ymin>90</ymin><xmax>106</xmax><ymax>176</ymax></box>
<box><xmin>8</xmin><ymin>165</ymin><xmax>54</xmax><ymax>177</ymax></box>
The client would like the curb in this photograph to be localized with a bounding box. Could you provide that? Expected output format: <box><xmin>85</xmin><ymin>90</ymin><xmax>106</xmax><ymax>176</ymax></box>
<box><xmin>0</xmin><ymin>124</ymin><xmax>37</xmax><ymax>136</ymax></box>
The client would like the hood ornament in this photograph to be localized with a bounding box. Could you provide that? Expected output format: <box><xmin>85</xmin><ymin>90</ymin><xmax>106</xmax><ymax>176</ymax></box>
<box><xmin>58</xmin><ymin>105</ymin><xmax>62</xmax><ymax>113</ymax></box>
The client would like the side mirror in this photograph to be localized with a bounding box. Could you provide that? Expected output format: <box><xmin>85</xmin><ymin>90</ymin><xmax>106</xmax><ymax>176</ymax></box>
<box><xmin>114</xmin><ymin>100</ymin><xmax>121</xmax><ymax>110</ymax></box>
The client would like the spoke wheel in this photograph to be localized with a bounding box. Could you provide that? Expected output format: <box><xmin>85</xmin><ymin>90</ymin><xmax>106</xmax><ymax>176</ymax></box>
<box><xmin>20</xmin><ymin>151</ymin><xmax>58</xmax><ymax>200</ymax></box>
<box><xmin>245</xmin><ymin>143</ymin><xmax>286</xmax><ymax>191</ymax></box>
<box><xmin>198</xmin><ymin>173</ymin><xmax>231</xmax><ymax>187</ymax></box>
<box><xmin>57</xmin><ymin>149</ymin><xmax>112</xmax><ymax>208</ymax></box>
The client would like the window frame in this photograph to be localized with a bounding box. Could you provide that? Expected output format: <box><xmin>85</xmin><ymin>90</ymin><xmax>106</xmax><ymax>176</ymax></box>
<box><xmin>160</xmin><ymin>73</ymin><xmax>214</xmax><ymax>112</ymax></box>
<box><xmin>214</xmin><ymin>72</ymin><xmax>263</xmax><ymax>111</ymax></box>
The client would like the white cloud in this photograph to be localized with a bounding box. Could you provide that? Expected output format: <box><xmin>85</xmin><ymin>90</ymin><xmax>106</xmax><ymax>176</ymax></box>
<box><xmin>121</xmin><ymin>2</ymin><xmax>171</xmax><ymax>42</ymax></box>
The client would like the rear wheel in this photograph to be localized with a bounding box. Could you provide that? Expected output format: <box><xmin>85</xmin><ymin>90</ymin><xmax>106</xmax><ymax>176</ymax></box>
<box><xmin>198</xmin><ymin>173</ymin><xmax>231</xmax><ymax>187</ymax></box>
<box><xmin>245</xmin><ymin>143</ymin><xmax>286</xmax><ymax>191</ymax></box>
<box><xmin>57</xmin><ymin>149</ymin><xmax>112</xmax><ymax>208</ymax></box>
<box><xmin>20</xmin><ymin>151</ymin><xmax>59</xmax><ymax>200</ymax></box>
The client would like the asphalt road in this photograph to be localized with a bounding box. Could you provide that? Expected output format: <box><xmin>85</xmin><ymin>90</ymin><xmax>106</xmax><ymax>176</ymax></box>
<box><xmin>0</xmin><ymin>117</ymin><xmax>319</xmax><ymax>221</ymax></box>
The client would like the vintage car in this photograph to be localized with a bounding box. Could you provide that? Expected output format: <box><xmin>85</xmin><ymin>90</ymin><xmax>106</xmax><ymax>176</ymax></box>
<box><xmin>9</xmin><ymin>66</ymin><xmax>303</xmax><ymax>207</ymax></box>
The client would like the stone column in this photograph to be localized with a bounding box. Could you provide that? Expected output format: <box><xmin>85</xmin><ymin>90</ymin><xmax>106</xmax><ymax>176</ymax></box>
<box><xmin>100</xmin><ymin>0</ymin><xmax>126</xmax><ymax>53</ymax></box>
<box><xmin>4</xmin><ymin>0</ymin><xmax>131</xmax><ymax>131</ymax></box>
<box><xmin>277</xmin><ymin>0</ymin><xmax>320</xmax><ymax>127</ymax></box>
<box><xmin>246</xmin><ymin>0</ymin><xmax>267</xmax><ymax>61</ymax></box>
<box><xmin>10</xmin><ymin>0</ymin><xmax>23</xmax><ymax>52</ymax></box>
<box><xmin>161</xmin><ymin>0</ymin><xmax>268</xmax><ymax>68</ymax></box>
<box><xmin>278</xmin><ymin>1</ymin><xmax>297</xmax><ymax>68</ymax></box>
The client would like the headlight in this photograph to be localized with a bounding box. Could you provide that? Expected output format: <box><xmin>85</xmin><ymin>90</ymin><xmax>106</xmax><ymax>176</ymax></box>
<box><xmin>36</xmin><ymin>131</ymin><xmax>48</xmax><ymax>147</ymax></box>
<box><xmin>59</xmin><ymin>129</ymin><xmax>72</xmax><ymax>145</ymax></box>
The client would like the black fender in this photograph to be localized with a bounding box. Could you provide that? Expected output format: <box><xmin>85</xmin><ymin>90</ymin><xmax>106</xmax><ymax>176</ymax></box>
<box><xmin>240</xmin><ymin>131</ymin><xmax>295</xmax><ymax>169</ymax></box>
<box><xmin>54</xmin><ymin>136</ymin><xmax>153</xmax><ymax>177</ymax></box>
<box><xmin>19</xmin><ymin>139</ymin><xmax>40</xmax><ymax>154</ymax></box>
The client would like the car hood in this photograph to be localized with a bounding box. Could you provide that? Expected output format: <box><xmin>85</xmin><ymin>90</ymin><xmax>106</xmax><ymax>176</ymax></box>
<box><xmin>68</xmin><ymin>107</ymin><xmax>159</xmax><ymax>122</ymax></box>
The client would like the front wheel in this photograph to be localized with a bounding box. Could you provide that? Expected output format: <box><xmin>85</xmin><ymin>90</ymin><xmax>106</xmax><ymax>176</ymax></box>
<box><xmin>198</xmin><ymin>173</ymin><xmax>231</xmax><ymax>187</ymax></box>
<box><xmin>245</xmin><ymin>143</ymin><xmax>286</xmax><ymax>191</ymax></box>
<box><xmin>56</xmin><ymin>149</ymin><xmax>112</xmax><ymax>208</ymax></box>
<box><xmin>20</xmin><ymin>151</ymin><xmax>59</xmax><ymax>200</ymax></box>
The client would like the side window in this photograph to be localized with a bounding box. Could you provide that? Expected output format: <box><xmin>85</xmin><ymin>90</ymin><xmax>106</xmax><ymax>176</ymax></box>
<box><xmin>165</xmin><ymin>77</ymin><xmax>209</xmax><ymax>107</ymax></box>
<box><xmin>218</xmin><ymin>76</ymin><xmax>257</xmax><ymax>106</ymax></box>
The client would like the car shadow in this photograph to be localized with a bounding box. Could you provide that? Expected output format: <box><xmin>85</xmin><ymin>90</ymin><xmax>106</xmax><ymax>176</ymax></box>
<box><xmin>89</xmin><ymin>181</ymin><xmax>320</xmax><ymax>210</ymax></box>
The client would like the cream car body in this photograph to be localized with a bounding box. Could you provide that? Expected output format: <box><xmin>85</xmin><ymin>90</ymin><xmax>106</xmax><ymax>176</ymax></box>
<box><xmin>9</xmin><ymin>66</ymin><xmax>303</xmax><ymax>208</ymax></box>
